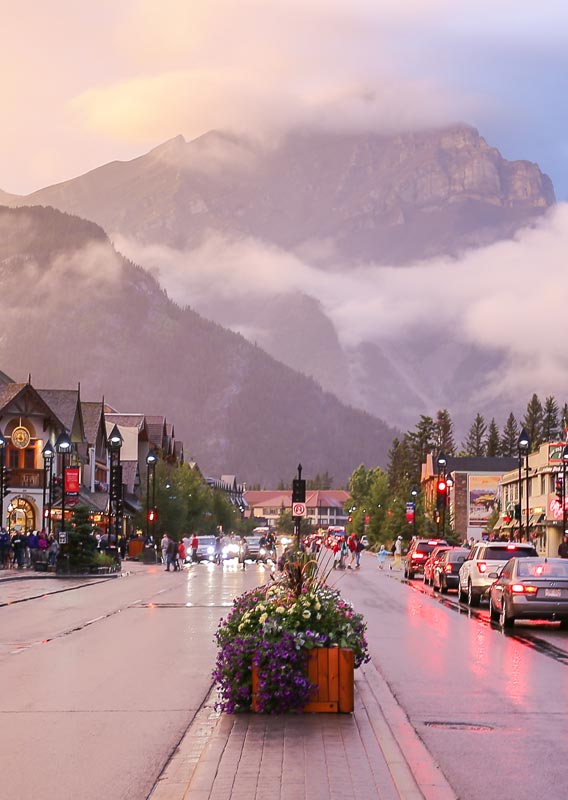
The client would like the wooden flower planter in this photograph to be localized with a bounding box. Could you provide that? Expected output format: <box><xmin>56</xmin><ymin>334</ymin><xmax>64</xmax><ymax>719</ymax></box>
<box><xmin>251</xmin><ymin>647</ymin><xmax>354</xmax><ymax>713</ymax></box>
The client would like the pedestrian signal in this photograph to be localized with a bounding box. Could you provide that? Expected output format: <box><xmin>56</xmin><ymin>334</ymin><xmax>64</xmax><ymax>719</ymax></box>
<box><xmin>147</xmin><ymin>509</ymin><xmax>158</xmax><ymax>522</ymax></box>
<box><xmin>556</xmin><ymin>477</ymin><xmax>563</xmax><ymax>503</ymax></box>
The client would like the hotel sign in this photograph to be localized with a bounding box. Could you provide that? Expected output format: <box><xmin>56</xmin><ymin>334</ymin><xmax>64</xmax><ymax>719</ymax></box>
<box><xmin>548</xmin><ymin>443</ymin><xmax>566</xmax><ymax>463</ymax></box>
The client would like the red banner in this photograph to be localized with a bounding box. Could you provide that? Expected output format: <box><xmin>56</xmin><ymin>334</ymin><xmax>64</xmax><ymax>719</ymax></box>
<box><xmin>65</xmin><ymin>467</ymin><xmax>80</xmax><ymax>495</ymax></box>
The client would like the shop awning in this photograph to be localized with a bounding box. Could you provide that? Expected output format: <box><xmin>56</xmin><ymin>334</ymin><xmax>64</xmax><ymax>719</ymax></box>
<box><xmin>529</xmin><ymin>512</ymin><xmax>545</xmax><ymax>526</ymax></box>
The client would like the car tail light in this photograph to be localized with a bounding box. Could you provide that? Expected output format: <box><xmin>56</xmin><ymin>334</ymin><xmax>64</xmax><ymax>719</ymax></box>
<box><xmin>511</xmin><ymin>584</ymin><xmax>538</xmax><ymax>594</ymax></box>
<box><xmin>411</xmin><ymin>553</ymin><xmax>424</xmax><ymax>560</ymax></box>
<box><xmin>477</xmin><ymin>562</ymin><xmax>487</xmax><ymax>573</ymax></box>
<box><xmin>444</xmin><ymin>564</ymin><xmax>453</xmax><ymax>573</ymax></box>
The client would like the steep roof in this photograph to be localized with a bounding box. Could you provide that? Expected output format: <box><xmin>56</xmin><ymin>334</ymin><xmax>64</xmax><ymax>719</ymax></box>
<box><xmin>145</xmin><ymin>415</ymin><xmax>165</xmax><ymax>448</ymax></box>
<box><xmin>38</xmin><ymin>389</ymin><xmax>83</xmax><ymax>438</ymax></box>
<box><xmin>0</xmin><ymin>383</ymin><xmax>65</xmax><ymax>427</ymax></box>
<box><xmin>81</xmin><ymin>401</ymin><xmax>105</xmax><ymax>446</ymax></box>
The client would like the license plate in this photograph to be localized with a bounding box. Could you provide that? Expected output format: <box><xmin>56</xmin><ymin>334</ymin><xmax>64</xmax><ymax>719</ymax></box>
<box><xmin>544</xmin><ymin>588</ymin><xmax>562</xmax><ymax>598</ymax></box>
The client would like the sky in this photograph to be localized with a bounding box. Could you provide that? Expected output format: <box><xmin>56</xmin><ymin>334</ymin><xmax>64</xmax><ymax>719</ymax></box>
<box><xmin>2</xmin><ymin>0</ymin><xmax>568</xmax><ymax>198</ymax></box>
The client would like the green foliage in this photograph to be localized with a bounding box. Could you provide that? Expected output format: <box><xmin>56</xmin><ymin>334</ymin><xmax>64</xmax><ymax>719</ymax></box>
<box><xmin>500</xmin><ymin>413</ymin><xmax>519</xmax><ymax>456</ymax></box>
<box><xmin>543</xmin><ymin>396</ymin><xmax>560</xmax><ymax>442</ymax></box>
<box><xmin>463</xmin><ymin>413</ymin><xmax>487</xmax><ymax>456</ymax></box>
<box><xmin>435</xmin><ymin>409</ymin><xmax>456</xmax><ymax>456</ymax></box>
<box><xmin>57</xmin><ymin>505</ymin><xmax>98</xmax><ymax>573</ymax></box>
<box><xmin>485</xmin><ymin>418</ymin><xmax>501</xmax><ymax>457</ymax></box>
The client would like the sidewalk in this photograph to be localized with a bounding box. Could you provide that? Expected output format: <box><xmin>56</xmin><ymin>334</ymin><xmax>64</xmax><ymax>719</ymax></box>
<box><xmin>149</xmin><ymin>661</ymin><xmax>456</xmax><ymax>800</ymax></box>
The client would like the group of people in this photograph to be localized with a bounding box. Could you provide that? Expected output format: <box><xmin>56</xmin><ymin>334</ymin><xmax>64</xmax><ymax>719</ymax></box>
<box><xmin>332</xmin><ymin>532</ymin><xmax>365</xmax><ymax>570</ymax></box>
<box><xmin>0</xmin><ymin>528</ymin><xmax>60</xmax><ymax>570</ymax></box>
<box><xmin>159</xmin><ymin>533</ymin><xmax>200</xmax><ymax>571</ymax></box>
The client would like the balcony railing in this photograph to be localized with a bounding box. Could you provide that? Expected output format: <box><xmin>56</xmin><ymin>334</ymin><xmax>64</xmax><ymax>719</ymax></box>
<box><xmin>9</xmin><ymin>469</ymin><xmax>44</xmax><ymax>489</ymax></box>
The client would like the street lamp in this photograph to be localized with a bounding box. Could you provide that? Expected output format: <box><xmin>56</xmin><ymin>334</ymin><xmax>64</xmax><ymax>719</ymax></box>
<box><xmin>42</xmin><ymin>440</ymin><xmax>55</xmax><ymax>535</ymax></box>
<box><xmin>562</xmin><ymin>444</ymin><xmax>568</xmax><ymax>539</ymax></box>
<box><xmin>146</xmin><ymin>450</ymin><xmax>157</xmax><ymax>541</ymax></box>
<box><xmin>55</xmin><ymin>430</ymin><xmax>72</xmax><ymax>540</ymax></box>
<box><xmin>410</xmin><ymin>486</ymin><xmax>418</xmax><ymax>536</ymax></box>
<box><xmin>437</xmin><ymin>452</ymin><xmax>447</xmax><ymax>536</ymax></box>
<box><xmin>0</xmin><ymin>427</ymin><xmax>6</xmax><ymax>530</ymax></box>
<box><xmin>107</xmin><ymin>424</ymin><xmax>123</xmax><ymax>555</ymax></box>
<box><xmin>518</xmin><ymin>428</ymin><xmax>530</xmax><ymax>541</ymax></box>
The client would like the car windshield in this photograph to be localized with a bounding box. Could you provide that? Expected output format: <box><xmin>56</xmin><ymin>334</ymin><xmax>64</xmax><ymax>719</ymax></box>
<box><xmin>448</xmin><ymin>549</ymin><xmax>469</xmax><ymax>562</ymax></box>
<box><xmin>198</xmin><ymin>537</ymin><xmax>215</xmax><ymax>546</ymax></box>
<box><xmin>518</xmin><ymin>561</ymin><xmax>568</xmax><ymax>578</ymax></box>
<box><xmin>416</xmin><ymin>543</ymin><xmax>444</xmax><ymax>554</ymax></box>
<box><xmin>485</xmin><ymin>546</ymin><xmax>537</xmax><ymax>559</ymax></box>
<box><xmin>247</xmin><ymin>537</ymin><xmax>261</xmax><ymax>545</ymax></box>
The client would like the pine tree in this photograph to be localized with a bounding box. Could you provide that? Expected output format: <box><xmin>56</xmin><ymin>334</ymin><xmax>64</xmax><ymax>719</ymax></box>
<box><xmin>485</xmin><ymin>418</ymin><xmax>501</xmax><ymax>457</ymax></box>
<box><xmin>500</xmin><ymin>413</ymin><xmax>519</xmax><ymax>456</ymax></box>
<box><xmin>387</xmin><ymin>435</ymin><xmax>416</xmax><ymax>493</ymax></box>
<box><xmin>543</xmin><ymin>396</ymin><xmax>560</xmax><ymax>442</ymax></box>
<box><xmin>523</xmin><ymin>393</ymin><xmax>544</xmax><ymax>450</ymax></box>
<box><xmin>435</xmin><ymin>409</ymin><xmax>456</xmax><ymax>456</ymax></box>
<box><xmin>407</xmin><ymin>415</ymin><xmax>436</xmax><ymax>475</ymax></box>
<box><xmin>463</xmin><ymin>414</ymin><xmax>487</xmax><ymax>456</ymax></box>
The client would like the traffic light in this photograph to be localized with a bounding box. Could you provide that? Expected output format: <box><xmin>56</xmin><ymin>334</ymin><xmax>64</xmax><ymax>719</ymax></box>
<box><xmin>292</xmin><ymin>478</ymin><xmax>306</xmax><ymax>504</ymax></box>
<box><xmin>436</xmin><ymin>479</ymin><xmax>447</xmax><ymax>511</ymax></box>
<box><xmin>556</xmin><ymin>477</ymin><xmax>563</xmax><ymax>503</ymax></box>
<box><xmin>147</xmin><ymin>509</ymin><xmax>157</xmax><ymax>523</ymax></box>
<box><xmin>2</xmin><ymin>467</ymin><xmax>10</xmax><ymax>497</ymax></box>
<box><xmin>514</xmin><ymin>503</ymin><xmax>521</xmax><ymax>521</ymax></box>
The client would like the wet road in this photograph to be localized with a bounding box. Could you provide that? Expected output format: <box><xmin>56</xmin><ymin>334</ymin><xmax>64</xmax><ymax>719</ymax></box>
<box><xmin>0</xmin><ymin>561</ymin><xmax>269</xmax><ymax>800</ymax></box>
<box><xmin>342</xmin><ymin>555</ymin><xmax>568</xmax><ymax>800</ymax></box>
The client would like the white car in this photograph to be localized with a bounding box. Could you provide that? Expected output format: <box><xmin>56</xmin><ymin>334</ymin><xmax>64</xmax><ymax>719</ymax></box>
<box><xmin>457</xmin><ymin>541</ymin><xmax>537</xmax><ymax>606</ymax></box>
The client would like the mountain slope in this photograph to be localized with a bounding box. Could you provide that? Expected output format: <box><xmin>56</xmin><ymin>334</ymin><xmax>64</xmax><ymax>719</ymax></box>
<box><xmin>0</xmin><ymin>205</ymin><xmax>397</xmax><ymax>484</ymax></box>
<box><xmin>4</xmin><ymin>125</ymin><xmax>554</xmax><ymax>263</ymax></box>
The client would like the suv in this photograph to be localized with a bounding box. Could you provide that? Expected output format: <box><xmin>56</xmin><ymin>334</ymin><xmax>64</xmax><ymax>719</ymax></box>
<box><xmin>404</xmin><ymin>539</ymin><xmax>448</xmax><ymax>579</ymax></box>
<box><xmin>457</xmin><ymin>541</ymin><xmax>538</xmax><ymax>606</ymax></box>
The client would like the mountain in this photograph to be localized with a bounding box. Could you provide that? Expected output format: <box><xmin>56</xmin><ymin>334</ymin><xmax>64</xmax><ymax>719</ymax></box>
<box><xmin>0</xmin><ymin>205</ymin><xmax>397</xmax><ymax>485</ymax></box>
<box><xmin>3</xmin><ymin>125</ymin><xmax>554</xmax><ymax>263</ymax></box>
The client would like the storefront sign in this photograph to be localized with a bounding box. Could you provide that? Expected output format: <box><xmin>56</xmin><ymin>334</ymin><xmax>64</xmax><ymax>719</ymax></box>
<box><xmin>65</xmin><ymin>467</ymin><xmax>80</xmax><ymax>495</ymax></box>
<box><xmin>548</xmin><ymin>443</ymin><xmax>566</xmax><ymax>463</ymax></box>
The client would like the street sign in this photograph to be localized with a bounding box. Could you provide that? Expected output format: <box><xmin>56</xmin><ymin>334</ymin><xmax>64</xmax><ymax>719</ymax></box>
<box><xmin>292</xmin><ymin>502</ymin><xmax>306</xmax><ymax>517</ymax></box>
<box><xmin>59</xmin><ymin>532</ymin><xmax>67</xmax><ymax>545</ymax></box>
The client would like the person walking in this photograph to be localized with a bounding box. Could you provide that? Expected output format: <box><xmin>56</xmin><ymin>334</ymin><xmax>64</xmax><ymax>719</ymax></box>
<box><xmin>239</xmin><ymin>535</ymin><xmax>248</xmax><ymax>570</ymax></box>
<box><xmin>392</xmin><ymin>536</ymin><xmax>403</xmax><ymax>571</ymax></box>
<box><xmin>11</xmin><ymin>530</ymin><xmax>26</xmax><ymax>570</ymax></box>
<box><xmin>191</xmin><ymin>533</ymin><xmax>199</xmax><ymax>563</ymax></box>
<box><xmin>347</xmin><ymin>532</ymin><xmax>358</xmax><ymax>569</ymax></box>
<box><xmin>161</xmin><ymin>533</ymin><xmax>169</xmax><ymax>567</ymax></box>
<box><xmin>0</xmin><ymin>528</ymin><xmax>11</xmax><ymax>568</ymax></box>
<box><xmin>166</xmin><ymin>537</ymin><xmax>179</xmax><ymax>571</ymax></box>
<box><xmin>377</xmin><ymin>545</ymin><xmax>388</xmax><ymax>569</ymax></box>
<box><xmin>559</xmin><ymin>533</ymin><xmax>568</xmax><ymax>558</ymax></box>
<box><xmin>178</xmin><ymin>539</ymin><xmax>186</xmax><ymax>566</ymax></box>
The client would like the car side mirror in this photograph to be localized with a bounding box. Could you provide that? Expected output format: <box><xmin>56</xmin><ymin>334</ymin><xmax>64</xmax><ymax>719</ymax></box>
<box><xmin>487</xmin><ymin>571</ymin><xmax>499</xmax><ymax>579</ymax></box>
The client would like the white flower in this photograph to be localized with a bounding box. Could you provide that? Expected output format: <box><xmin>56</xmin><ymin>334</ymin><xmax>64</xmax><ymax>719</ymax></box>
<box><xmin>302</xmin><ymin>610</ymin><xmax>311</xmax><ymax>619</ymax></box>
<box><xmin>316</xmin><ymin>613</ymin><xmax>322</xmax><ymax>620</ymax></box>
<box><xmin>276</xmin><ymin>606</ymin><xmax>285</xmax><ymax>614</ymax></box>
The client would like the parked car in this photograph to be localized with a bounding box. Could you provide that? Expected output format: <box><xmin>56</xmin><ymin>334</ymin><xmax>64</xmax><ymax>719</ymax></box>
<box><xmin>423</xmin><ymin>546</ymin><xmax>451</xmax><ymax>585</ymax></box>
<box><xmin>488</xmin><ymin>557</ymin><xmax>568</xmax><ymax>628</ymax></box>
<box><xmin>457</xmin><ymin>541</ymin><xmax>538</xmax><ymax>606</ymax></box>
<box><xmin>432</xmin><ymin>548</ymin><xmax>470</xmax><ymax>593</ymax></box>
<box><xmin>404</xmin><ymin>539</ymin><xmax>448</xmax><ymax>579</ymax></box>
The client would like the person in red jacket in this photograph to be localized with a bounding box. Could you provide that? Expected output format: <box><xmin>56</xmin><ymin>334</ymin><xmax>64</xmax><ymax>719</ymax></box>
<box><xmin>347</xmin><ymin>533</ymin><xmax>358</xmax><ymax>569</ymax></box>
<box><xmin>191</xmin><ymin>533</ymin><xmax>199</xmax><ymax>563</ymax></box>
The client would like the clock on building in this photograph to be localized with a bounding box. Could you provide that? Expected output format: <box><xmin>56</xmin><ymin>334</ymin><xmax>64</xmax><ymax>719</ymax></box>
<box><xmin>11</xmin><ymin>426</ymin><xmax>31</xmax><ymax>449</ymax></box>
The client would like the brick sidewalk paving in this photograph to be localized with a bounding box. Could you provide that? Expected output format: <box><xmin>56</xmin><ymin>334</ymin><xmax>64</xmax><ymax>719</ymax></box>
<box><xmin>149</xmin><ymin>661</ymin><xmax>456</xmax><ymax>800</ymax></box>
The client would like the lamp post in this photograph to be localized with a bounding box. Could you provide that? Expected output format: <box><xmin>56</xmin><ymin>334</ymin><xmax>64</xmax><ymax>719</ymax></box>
<box><xmin>518</xmin><ymin>428</ymin><xmax>530</xmax><ymax>542</ymax></box>
<box><xmin>437</xmin><ymin>451</ymin><xmax>447</xmax><ymax>537</ymax></box>
<box><xmin>107</xmin><ymin>425</ymin><xmax>124</xmax><ymax>555</ymax></box>
<box><xmin>55</xmin><ymin>430</ymin><xmax>72</xmax><ymax>542</ymax></box>
<box><xmin>42</xmin><ymin>440</ymin><xmax>55</xmax><ymax>535</ymax></box>
<box><xmin>0</xmin><ymin>428</ymin><xmax>6</xmax><ymax>530</ymax></box>
<box><xmin>146</xmin><ymin>450</ymin><xmax>157</xmax><ymax>541</ymax></box>
<box><xmin>410</xmin><ymin>486</ymin><xmax>418</xmax><ymax>536</ymax></box>
<box><xmin>446</xmin><ymin>474</ymin><xmax>454</xmax><ymax>534</ymax></box>
<box><xmin>562</xmin><ymin>445</ymin><xmax>568</xmax><ymax>541</ymax></box>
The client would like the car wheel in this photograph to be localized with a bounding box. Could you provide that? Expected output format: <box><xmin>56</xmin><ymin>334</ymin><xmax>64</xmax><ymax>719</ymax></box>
<box><xmin>440</xmin><ymin>577</ymin><xmax>448</xmax><ymax>595</ymax></box>
<box><xmin>467</xmin><ymin>580</ymin><xmax>480</xmax><ymax>607</ymax></box>
<box><xmin>407</xmin><ymin>570</ymin><xmax>414</xmax><ymax>580</ymax></box>
<box><xmin>500</xmin><ymin>599</ymin><xmax>513</xmax><ymax>628</ymax></box>
<box><xmin>489</xmin><ymin>596</ymin><xmax>499</xmax><ymax>621</ymax></box>
<box><xmin>457</xmin><ymin>582</ymin><xmax>466</xmax><ymax>603</ymax></box>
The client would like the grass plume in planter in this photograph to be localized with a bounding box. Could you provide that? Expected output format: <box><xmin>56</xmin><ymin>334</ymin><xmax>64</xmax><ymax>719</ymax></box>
<box><xmin>212</xmin><ymin>548</ymin><xmax>369</xmax><ymax>713</ymax></box>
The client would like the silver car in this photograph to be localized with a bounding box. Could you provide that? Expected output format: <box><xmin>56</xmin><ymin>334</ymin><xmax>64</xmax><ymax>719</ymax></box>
<box><xmin>489</xmin><ymin>557</ymin><xmax>568</xmax><ymax>628</ymax></box>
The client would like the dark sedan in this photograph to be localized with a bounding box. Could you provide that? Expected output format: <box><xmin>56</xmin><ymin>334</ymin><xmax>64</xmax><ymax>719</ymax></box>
<box><xmin>488</xmin><ymin>557</ymin><xmax>568</xmax><ymax>628</ymax></box>
<box><xmin>432</xmin><ymin>548</ymin><xmax>470</xmax><ymax>593</ymax></box>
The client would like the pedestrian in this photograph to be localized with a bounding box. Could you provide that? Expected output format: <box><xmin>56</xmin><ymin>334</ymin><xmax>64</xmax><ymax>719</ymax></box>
<box><xmin>161</xmin><ymin>533</ymin><xmax>169</xmax><ymax>566</ymax></box>
<box><xmin>0</xmin><ymin>527</ymin><xmax>10</xmax><ymax>568</ymax></box>
<box><xmin>47</xmin><ymin>535</ymin><xmax>59</xmax><ymax>567</ymax></box>
<box><xmin>392</xmin><ymin>536</ymin><xmax>403</xmax><ymax>570</ymax></box>
<box><xmin>178</xmin><ymin>539</ymin><xmax>186</xmax><ymax>565</ymax></box>
<box><xmin>11</xmin><ymin>530</ymin><xmax>26</xmax><ymax>570</ymax></box>
<box><xmin>26</xmin><ymin>530</ymin><xmax>38</xmax><ymax>568</ymax></box>
<box><xmin>347</xmin><ymin>532</ymin><xmax>358</xmax><ymax>569</ymax></box>
<box><xmin>377</xmin><ymin>545</ymin><xmax>388</xmax><ymax>569</ymax></box>
<box><xmin>191</xmin><ymin>533</ymin><xmax>199</xmax><ymax>563</ymax></box>
<box><xmin>240</xmin><ymin>535</ymin><xmax>248</xmax><ymax>570</ymax></box>
<box><xmin>166</xmin><ymin>537</ymin><xmax>178</xmax><ymax>571</ymax></box>
<box><xmin>559</xmin><ymin>534</ymin><xmax>568</xmax><ymax>558</ymax></box>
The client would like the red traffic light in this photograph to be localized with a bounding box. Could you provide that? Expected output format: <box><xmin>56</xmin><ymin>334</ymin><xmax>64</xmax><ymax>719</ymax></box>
<box><xmin>147</xmin><ymin>509</ymin><xmax>157</xmax><ymax>522</ymax></box>
<box><xmin>437</xmin><ymin>480</ymin><xmax>447</xmax><ymax>493</ymax></box>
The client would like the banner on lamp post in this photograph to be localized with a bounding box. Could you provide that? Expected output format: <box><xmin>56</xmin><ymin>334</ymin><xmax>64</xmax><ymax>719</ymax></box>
<box><xmin>65</xmin><ymin>467</ymin><xmax>80</xmax><ymax>495</ymax></box>
<box><xmin>405</xmin><ymin>502</ymin><xmax>415</xmax><ymax>524</ymax></box>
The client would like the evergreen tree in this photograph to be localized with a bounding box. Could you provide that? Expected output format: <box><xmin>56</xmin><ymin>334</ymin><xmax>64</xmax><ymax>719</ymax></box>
<box><xmin>387</xmin><ymin>435</ymin><xmax>416</xmax><ymax>493</ymax></box>
<box><xmin>463</xmin><ymin>413</ymin><xmax>487</xmax><ymax>456</ymax></box>
<box><xmin>500</xmin><ymin>413</ymin><xmax>519</xmax><ymax>456</ymax></box>
<box><xmin>543</xmin><ymin>396</ymin><xmax>560</xmax><ymax>442</ymax></box>
<box><xmin>485</xmin><ymin>418</ymin><xmax>501</xmax><ymax>457</ymax></box>
<box><xmin>435</xmin><ymin>409</ymin><xmax>456</xmax><ymax>456</ymax></box>
<box><xmin>523</xmin><ymin>393</ymin><xmax>544</xmax><ymax>450</ymax></box>
<box><xmin>561</xmin><ymin>404</ymin><xmax>568</xmax><ymax>437</ymax></box>
<box><xmin>406</xmin><ymin>415</ymin><xmax>436</xmax><ymax>476</ymax></box>
<box><xmin>57</xmin><ymin>504</ymin><xmax>97</xmax><ymax>572</ymax></box>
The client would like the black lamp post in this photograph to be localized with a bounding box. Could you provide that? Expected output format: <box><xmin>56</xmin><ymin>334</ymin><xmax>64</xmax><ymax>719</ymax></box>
<box><xmin>446</xmin><ymin>474</ymin><xmax>454</xmax><ymax>533</ymax></box>
<box><xmin>42</xmin><ymin>440</ymin><xmax>55</xmax><ymax>535</ymax></box>
<box><xmin>410</xmin><ymin>486</ymin><xmax>418</xmax><ymax>536</ymax></box>
<box><xmin>0</xmin><ymin>428</ymin><xmax>6</xmax><ymax>530</ymax></box>
<box><xmin>55</xmin><ymin>430</ymin><xmax>72</xmax><ymax>541</ymax></box>
<box><xmin>562</xmin><ymin>444</ymin><xmax>568</xmax><ymax>540</ymax></box>
<box><xmin>146</xmin><ymin>450</ymin><xmax>157</xmax><ymax>541</ymax></box>
<box><xmin>437</xmin><ymin>451</ymin><xmax>447</xmax><ymax>536</ymax></box>
<box><xmin>518</xmin><ymin>428</ymin><xmax>530</xmax><ymax>541</ymax></box>
<box><xmin>107</xmin><ymin>424</ymin><xmax>124</xmax><ymax>555</ymax></box>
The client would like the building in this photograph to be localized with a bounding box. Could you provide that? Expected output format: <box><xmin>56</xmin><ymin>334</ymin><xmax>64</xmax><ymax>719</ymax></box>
<box><xmin>244</xmin><ymin>489</ymin><xmax>349</xmax><ymax>529</ymax></box>
<box><xmin>421</xmin><ymin>453</ymin><xmax>517</xmax><ymax>541</ymax></box>
<box><xmin>498</xmin><ymin>440</ymin><xmax>567</xmax><ymax>557</ymax></box>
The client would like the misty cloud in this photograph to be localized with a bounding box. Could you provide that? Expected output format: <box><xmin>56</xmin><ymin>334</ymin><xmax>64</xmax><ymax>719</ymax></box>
<box><xmin>114</xmin><ymin>203</ymin><xmax>568</xmax><ymax>403</ymax></box>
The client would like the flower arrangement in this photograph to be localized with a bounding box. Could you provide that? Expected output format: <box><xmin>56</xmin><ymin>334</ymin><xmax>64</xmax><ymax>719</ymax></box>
<box><xmin>212</xmin><ymin>549</ymin><xmax>370</xmax><ymax>713</ymax></box>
